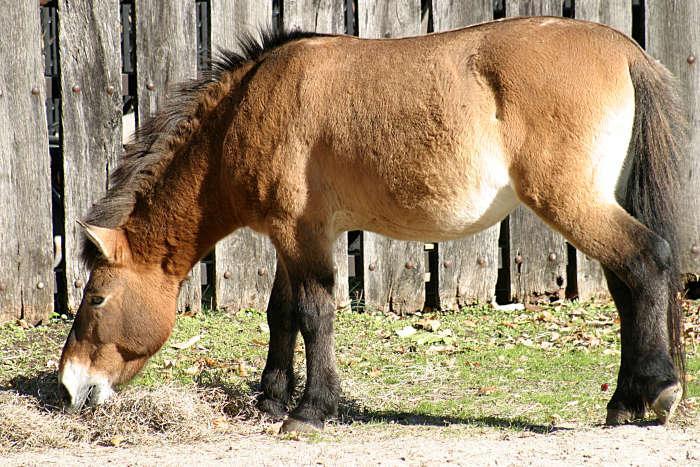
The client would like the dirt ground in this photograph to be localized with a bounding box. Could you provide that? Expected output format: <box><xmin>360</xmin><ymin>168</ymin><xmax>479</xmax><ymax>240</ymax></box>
<box><xmin>5</xmin><ymin>422</ymin><xmax>699</xmax><ymax>466</ymax></box>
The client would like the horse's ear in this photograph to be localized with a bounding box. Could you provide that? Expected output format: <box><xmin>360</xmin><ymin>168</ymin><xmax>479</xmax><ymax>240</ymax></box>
<box><xmin>77</xmin><ymin>220</ymin><xmax>131</xmax><ymax>264</ymax></box>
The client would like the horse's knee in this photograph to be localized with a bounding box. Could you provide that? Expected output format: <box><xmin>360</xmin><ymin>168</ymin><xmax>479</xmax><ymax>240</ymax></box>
<box><xmin>295</xmin><ymin>278</ymin><xmax>334</xmax><ymax>336</ymax></box>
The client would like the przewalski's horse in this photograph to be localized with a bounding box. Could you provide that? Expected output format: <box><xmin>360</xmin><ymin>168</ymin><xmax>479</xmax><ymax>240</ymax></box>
<box><xmin>58</xmin><ymin>17</ymin><xmax>686</xmax><ymax>432</ymax></box>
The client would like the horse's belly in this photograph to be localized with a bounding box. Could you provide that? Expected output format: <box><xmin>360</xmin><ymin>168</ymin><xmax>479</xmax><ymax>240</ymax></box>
<box><xmin>341</xmin><ymin>159</ymin><xmax>519</xmax><ymax>242</ymax></box>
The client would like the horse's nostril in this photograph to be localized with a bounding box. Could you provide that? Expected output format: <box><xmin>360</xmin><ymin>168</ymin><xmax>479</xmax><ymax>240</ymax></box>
<box><xmin>58</xmin><ymin>382</ymin><xmax>71</xmax><ymax>406</ymax></box>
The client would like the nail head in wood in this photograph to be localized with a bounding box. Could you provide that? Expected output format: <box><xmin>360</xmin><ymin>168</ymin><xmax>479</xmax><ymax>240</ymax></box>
<box><xmin>72</xmin><ymin>85</ymin><xmax>81</xmax><ymax>94</ymax></box>
<box><xmin>223</xmin><ymin>271</ymin><xmax>231</xmax><ymax>279</ymax></box>
<box><xmin>257</xmin><ymin>267</ymin><xmax>267</xmax><ymax>276</ymax></box>
<box><xmin>405</xmin><ymin>261</ymin><xmax>415</xmax><ymax>270</ymax></box>
<box><xmin>73</xmin><ymin>279</ymin><xmax>83</xmax><ymax>288</ymax></box>
<box><xmin>691</xmin><ymin>245</ymin><xmax>700</xmax><ymax>255</ymax></box>
<box><xmin>476</xmin><ymin>257</ymin><xmax>486</xmax><ymax>267</ymax></box>
<box><xmin>443</xmin><ymin>260</ymin><xmax>452</xmax><ymax>268</ymax></box>
<box><xmin>31</xmin><ymin>86</ymin><xmax>40</xmax><ymax>96</ymax></box>
<box><xmin>36</xmin><ymin>281</ymin><xmax>45</xmax><ymax>290</ymax></box>
<box><xmin>548</xmin><ymin>252</ymin><xmax>557</xmax><ymax>262</ymax></box>
<box><xmin>514</xmin><ymin>255</ymin><xmax>523</xmax><ymax>265</ymax></box>
<box><xmin>106</xmin><ymin>85</ymin><xmax>115</xmax><ymax>95</ymax></box>
<box><xmin>146</xmin><ymin>82</ymin><xmax>155</xmax><ymax>91</ymax></box>
<box><xmin>688</xmin><ymin>55</ymin><xmax>696</xmax><ymax>65</ymax></box>
<box><xmin>368</xmin><ymin>263</ymin><xmax>376</xmax><ymax>272</ymax></box>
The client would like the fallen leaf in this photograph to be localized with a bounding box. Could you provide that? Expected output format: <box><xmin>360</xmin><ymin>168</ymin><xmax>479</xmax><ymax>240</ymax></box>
<box><xmin>110</xmin><ymin>435</ymin><xmax>125</xmax><ymax>447</ymax></box>
<box><xmin>236</xmin><ymin>361</ymin><xmax>248</xmax><ymax>377</ymax></box>
<box><xmin>477</xmin><ymin>386</ymin><xmax>498</xmax><ymax>396</ymax></box>
<box><xmin>171</xmin><ymin>334</ymin><xmax>202</xmax><ymax>350</ymax></box>
<box><xmin>601</xmin><ymin>383</ymin><xmax>609</xmax><ymax>392</ymax></box>
<box><xmin>396</xmin><ymin>326</ymin><xmax>417</xmax><ymax>338</ymax></box>
<box><xmin>415</xmin><ymin>319</ymin><xmax>441</xmax><ymax>332</ymax></box>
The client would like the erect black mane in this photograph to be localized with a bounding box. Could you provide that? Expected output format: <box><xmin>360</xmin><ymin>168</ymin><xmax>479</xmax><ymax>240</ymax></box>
<box><xmin>81</xmin><ymin>28</ymin><xmax>324</xmax><ymax>268</ymax></box>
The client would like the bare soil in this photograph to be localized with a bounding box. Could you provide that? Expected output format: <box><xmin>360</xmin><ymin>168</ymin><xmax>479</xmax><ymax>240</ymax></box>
<box><xmin>4</xmin><ymin>422</ymin><xmax>699</xmax><ymax>466</ymax></box>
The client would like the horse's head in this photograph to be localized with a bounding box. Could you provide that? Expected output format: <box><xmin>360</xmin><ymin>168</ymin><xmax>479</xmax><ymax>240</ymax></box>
<box><xmin>58</xmin><ymin>222</ymin><xmax>179</xmax><ymax>410</ymax></box>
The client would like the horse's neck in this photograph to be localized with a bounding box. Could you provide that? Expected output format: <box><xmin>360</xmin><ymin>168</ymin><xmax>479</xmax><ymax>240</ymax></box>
<box><xmin>125</xmin><ymin>140</ymin><xmax>239</xmax><ymax>278</ymax></box>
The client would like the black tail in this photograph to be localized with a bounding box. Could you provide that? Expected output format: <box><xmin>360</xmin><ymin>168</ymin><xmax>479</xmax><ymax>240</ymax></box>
<box><xmin>627</xmin><ymin>59</ymin><xmax>687</xmax><ymax>389</ymax></box>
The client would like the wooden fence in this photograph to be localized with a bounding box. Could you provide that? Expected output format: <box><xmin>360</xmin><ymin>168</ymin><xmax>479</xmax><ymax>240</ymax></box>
<box><xmin>0</xmin><ymin>1</ymin><xmax>698</xmax><ymax>324</ymax></box>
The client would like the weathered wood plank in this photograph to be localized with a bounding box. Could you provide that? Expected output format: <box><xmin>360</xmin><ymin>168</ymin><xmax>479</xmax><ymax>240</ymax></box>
<box><xmin>357</xmin><ymin>0</ymin><xmax>421</xmax><ymax>39</ymax></box>
<box><xmin>576</xmin><ymin>0</ymin><xmax>631</xmax><ymax>34</ymax></box>
<box><xmin>58</xmin><ymin>0</ymin><xmax>122</xmax><ymax>312</ymax></box>
<box><xmin>0</xmin><ymin>2</ymin><xmax>54</xmax><ymax>323</ymax></box>
<box><xmin>506</xmin><ymin>0</ymin><xmax>562</xmax><ymax>16</ymax></box>
<box><xmin>281</xmin><ymin>0</ymin><xmax>349</xmax><ymax>308</ymax></box>
<box><xmin>356</xmin><ymin>0</ymin><xmax>424</xmax><ymax>313</ymax></box>
<box><xmin>135</xmin><ymin>0</ymin><xmax>200</xmax><ymax>312</ymax></box>
<box><xmin>646</xmin><ymin>0</ymin><xmax>700</xmax><ymax>278</ymax></box>
<box><xmin>211</xmin><ymin>0</ymin><xmax>277</xmax><ymax>312</ymax></box>
<box><xmin>432</xmin><ymin>0</ymin><xmax>492</xmax><ymax>31</ymax></box>
<box><xmin>282</xmin><ymin>0</ymin><xmax>345</xmax><ymax>33</ymax></box>
<box><xmin>431</xmin><ymin>1</ymin><xmax>499</xmax><ymax>308</ymax></box>
<box><xmin>502</xmin><ymin>1</ymin><xmax>567</xmax><ymax>303</ymax></box>
<box><xmin>574</xmin><ymin>0</ymin><xmax>631</xmax><ymax>300</ymax></box>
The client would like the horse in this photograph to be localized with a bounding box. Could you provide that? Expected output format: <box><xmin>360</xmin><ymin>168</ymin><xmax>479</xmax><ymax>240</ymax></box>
<box><xmin>58</xmin><ymin>16</ymin><xmax>687</xmax><ymax>432</ymax></box>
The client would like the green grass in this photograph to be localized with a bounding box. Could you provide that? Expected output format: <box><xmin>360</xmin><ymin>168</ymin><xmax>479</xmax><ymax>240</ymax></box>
<box><xmin>1</xmin><ymin>301</ymin><xmax>698</xmax><ymax>430</ymax></box>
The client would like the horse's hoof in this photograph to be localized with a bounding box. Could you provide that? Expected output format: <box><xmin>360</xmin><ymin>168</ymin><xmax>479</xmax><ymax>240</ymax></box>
<box><xmin>606</xmin><ymin>406</ymin><xmax>645</xmax><ymax>425</ymax></box>
<box><xmin>279</xmin><ymin>417</ymin><xmax>323</xmax><ymax>434</ymax></box>
<box><xmin>651</xmin><ymin>383</ymin><xmax>682</xmax><ymax>425</ymax></box>
<box><xmin>257</xmin><ymin>397</ymin><xmax>288</xmax><ymax>419</ymax></box>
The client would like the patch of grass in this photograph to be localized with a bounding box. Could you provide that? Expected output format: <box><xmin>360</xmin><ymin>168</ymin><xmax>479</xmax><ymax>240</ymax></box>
<box><xmin>0</xmin><ymin>300</ymin><xmax>698</xmax><ymax>451</ymax></box>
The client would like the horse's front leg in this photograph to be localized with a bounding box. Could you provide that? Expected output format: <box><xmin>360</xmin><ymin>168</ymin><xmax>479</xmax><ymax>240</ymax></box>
<box><xmin>274</xmin><ymin>239</ymin><xmax>339</xmax><ymax>433</ymax></box>
<box><xmin>258</xmin><ymin>258</ymin><xmax>298</xmax><ymax>419</ymax></box>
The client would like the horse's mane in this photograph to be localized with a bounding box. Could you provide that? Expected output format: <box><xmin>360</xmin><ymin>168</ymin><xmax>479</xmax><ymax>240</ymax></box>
<box><xmin>81</xmin><ymin>28</ymin><xmax>322</xmax><ymax>268</ymax></box>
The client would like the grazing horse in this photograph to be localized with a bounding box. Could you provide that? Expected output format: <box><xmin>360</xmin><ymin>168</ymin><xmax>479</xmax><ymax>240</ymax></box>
<box><xmin>58</xmin><ymin>17</ymin><xmax>686</xmax><ymax>432</ymax></box>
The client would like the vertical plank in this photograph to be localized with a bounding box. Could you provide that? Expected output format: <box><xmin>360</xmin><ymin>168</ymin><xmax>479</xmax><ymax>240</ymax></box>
<box><xmin>58</xmin><ymin>0</ymin><xmax>122</xmax><ymax>312</ymax></box>
<box><xmin>135</xmin><ymin>0</ymin><xmax>200</xmax><ymax>312</ymax></box>
<box><xmin>574</xmin><ymin>0</ymin><xmax>631</xmax><ymax>300</ymax></box>
<box><xmin>432</xmin><ymin>0</ymin><xmax>492</xmax><ymax>31</ymax></box>
<box><xmin>504</xmin><ymin>1</ymin><xmax>567</xmax><ymax>303</ymax></box>
<box><xmin>356</xmin><ymin>0</ymin><xmax>424</xmax><ymax>313</ymax></box>
<box><xmin>646</xmin><ymin>0</ymin><xmax>700</xmax><ymax>278</ymax></box>
<box><xmin>431</xmin><ymin>1</ymin><xmax>499</xmax><ymax>309</ymax></box>
<box><xmin>282</xmin><ymin>0</ymin><xmax>350</xmax><ymax>308</ymax></box>
<box><xmin>0</xmin><ymin>2</ymin><xmax>54</xmax><ymax>323</ymax></box>
<box><xmin>282</xmin><ymin>0</ymin><xmax>344</xmax><ymax>33</ymax></box>
<box><xmin>211</xmin><ymin>0</ymin><xmax>277</xmax><ymax>312</ymax></box>
<box><xmin>506</xmin><ymin>0</ymin><xmax>561</xmax><ymax>16</ymax></box>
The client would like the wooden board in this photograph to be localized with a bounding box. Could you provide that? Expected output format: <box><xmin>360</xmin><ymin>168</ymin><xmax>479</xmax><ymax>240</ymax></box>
<box><xmin>506</xmin><ymin>0</ymin><xmax>562</xmax><ymax>16</ymax></box>
<box><xmin>135</xmin><ymin>0</ymin><xmax>200</xmax><ymax>312</ymax></box>
<box><xmin>573</xmin><ymin>0</ymin><xmax>631</xmax><ymax>300</ymax></box>
<box><xmin>357</xmin><ymin>0</ymin><xmax>421</xmax><ymax>39</ymax></box>
<box><xmin>356</xmin><ymin>0</ymin><xmax>424</xmax><ymax>313</ymax></box>
<box><xmin>281</xmin><ymin>0</ymin><xmax>349</xmax><ymax>308</ymax></box>
<box><xmin>282</xmin><ymin>0</ymin><xmax>345</xmax><ymax>33</ymax></box>
<box><xmin>431</xmin><ymin>1</ymin><xmax>499</xmax><ymax>309</ymax></box>
<box><xmin>432</xmin><ymin>0</ymin><xmax>492</xmax><ymax>31</ymax></box>
<box><xmin>211</xmin><ymin>0</ymin><xmax>278</xmax><ymax>312</ymax></box>
<box><xmin>58</xmin><ymin>0</ymin><xmax>122</xmax><ymax>312</ymax></box>
<box><xmin>503</xmin><ymin>1</ymin><xmax>567</xmax><ymax>303</ymax></box>
<box><xmin>0</xmin><ymin>2</ymin><xmax>54</xmax><ymax>323</ymax></box>
<box><xmin>646</xmin><ymin>0</ymin><xmax>700</xmax><ymax>279</ymax></box>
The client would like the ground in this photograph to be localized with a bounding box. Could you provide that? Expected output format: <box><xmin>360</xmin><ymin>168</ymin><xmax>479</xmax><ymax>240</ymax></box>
<box><xmin>1</xmin><ymin>300</ymin><xmax>698</xmax><ymax>465</ymax></box>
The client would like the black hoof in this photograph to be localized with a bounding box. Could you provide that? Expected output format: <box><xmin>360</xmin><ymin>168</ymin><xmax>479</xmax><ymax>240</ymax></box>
<box><xmin>605</xmin><ymin>407</ymin><xmax>644</xmax><ymax>425</ymax></box>
<box><xmin>257</xmin><ymin>397</ymin><xmax>288</xmax><ymax>419</ymax></box>
<box><xmin>279</xmin><ymin>416</ymin><xmax>323</xmax><ymax>434</ymax></box>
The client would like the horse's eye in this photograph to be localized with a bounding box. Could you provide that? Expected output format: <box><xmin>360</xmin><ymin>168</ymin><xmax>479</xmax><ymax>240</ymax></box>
<box><xmin>90</xmin><ymin>296</ymin><xmax>105</xmax><ymax>306</ymax></box>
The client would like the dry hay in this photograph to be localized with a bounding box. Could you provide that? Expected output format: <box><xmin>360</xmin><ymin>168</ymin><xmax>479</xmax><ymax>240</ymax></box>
<box><xmin>0</xmin><ymin>383</ymin><xmax>264</xmax><ymax>453</ymax></box>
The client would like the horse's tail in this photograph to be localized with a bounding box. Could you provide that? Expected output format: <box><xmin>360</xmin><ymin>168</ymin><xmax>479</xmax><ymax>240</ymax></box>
<box><xmin>626</xmin><ymin>56</ymin><xmax>687</xmax><ymax>387</ymax></box>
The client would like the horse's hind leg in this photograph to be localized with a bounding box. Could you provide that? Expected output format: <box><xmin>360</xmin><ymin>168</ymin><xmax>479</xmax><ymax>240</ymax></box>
<box><xmin>258</xmin><ymin>258</ymin><xmax>298</xmax><ymax>418</ymax></box>
<box><xmin>517</xmin><ymin>187</ymin><xmax>681</xmax><ymax>424</ymax></box>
